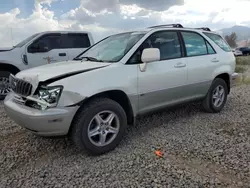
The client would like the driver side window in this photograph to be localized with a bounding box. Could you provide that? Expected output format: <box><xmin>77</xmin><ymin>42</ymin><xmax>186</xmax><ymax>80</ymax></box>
<box><xmin>127</xmin><ymin>31</ymin><xmax>182</xmax><ymax>64</ymax></box>
<box><xmin>28</xmin><ymin>34</ymin><xmax>63</xmax><ymax>53</ymax></box>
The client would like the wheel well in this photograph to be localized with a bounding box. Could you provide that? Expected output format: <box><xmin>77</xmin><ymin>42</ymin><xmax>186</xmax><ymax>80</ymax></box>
<box><xmin>215</xmin><ymin>73</ymin><xmax>230</xmax><ymax>93</ymax></box>
<box><xmin>0</xmin><ymin>63</ymin><xmax>20</xmax><ymax>75</ymax></box>
<box><xmin>78</xmin><ymin>90</ymin><xmax>134</xmax><ymax>125</ymax></box>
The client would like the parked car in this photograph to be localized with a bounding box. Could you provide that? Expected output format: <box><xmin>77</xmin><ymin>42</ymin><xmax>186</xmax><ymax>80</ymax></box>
<box><xmin>0</xmin><ymin>31</ymin><xmax>94</xmax><ymax>99</ymax></box>
<box><xmin>233</xmin><ymin>47</ymin><xmax>250</xmax><ymax>56</ymax></box>
<box><xmin>4</xmin><ymin>24</ymin><xmax>238</xmax><ymax>155</ymax></box>
<box><xmin>232</xmin><ymin>48</ymin><xmax>243</xmax><ymax>56</ymax></box>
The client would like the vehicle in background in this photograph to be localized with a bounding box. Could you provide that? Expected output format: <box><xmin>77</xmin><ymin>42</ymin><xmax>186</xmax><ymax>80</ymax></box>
<box><xmin>232</xmin><ymin>47</ymin><xmax>250</xmax><ymax>56</ymax></box>
<box><xmin>4</xmin><ymin>24</ymin><xmax>238</xmax><ymax>155</ymax></box>
<box><xmin>0</xmin><ymin>31</ymin><xmax>94</xmax><ymax>99</ymax></box>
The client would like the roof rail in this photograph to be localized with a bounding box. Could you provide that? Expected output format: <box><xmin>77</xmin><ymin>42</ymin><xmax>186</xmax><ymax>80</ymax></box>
<box><xmin>148</xmin><ymin>24</ymin><xmax>184</xmax><ymax>29</ymax></box>
<box><xmin>195</xmin><ymin>27</ymin><xmax>211</xmax><ymax>31</ymax></box>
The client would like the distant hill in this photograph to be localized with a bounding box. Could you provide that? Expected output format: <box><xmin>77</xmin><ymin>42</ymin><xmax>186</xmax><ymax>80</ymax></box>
<box><xmin>219</xmin><ymin>25</ymin><xmax>250</xmax><ymax>42</ymax></box>
<box><xmin>218</xmin><ymin>25</ymin><xmax>250</xmax><ymax>47</ymax></box>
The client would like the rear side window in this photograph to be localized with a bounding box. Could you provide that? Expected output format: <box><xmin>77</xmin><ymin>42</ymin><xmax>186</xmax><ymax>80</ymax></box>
<box><xmin>65</xmin><ymin>33</ymin><xmax>91</xmax><ymax>48</ymax></box>
<box><xmin>203</xmin><ymin>32</ymin><xmax>232</xmax><ymax>52</ymax></box>
<box><xmin>181</xmin><ymin>32</ymin><xmax>208</xmax><ymax>57</ymax></box>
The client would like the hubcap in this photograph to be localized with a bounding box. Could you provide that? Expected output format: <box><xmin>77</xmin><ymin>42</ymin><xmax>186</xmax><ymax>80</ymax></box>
<box><xmin>87</xmin><ymin>110</ymin><xmax>120</xmax><ymax>147</ymax></box>
<box><xmin>0</xmin><ymin>77</ymin><xmax>11</xmax><ymax>96</ymax></box>
<box><xmin>212</xmin><ymin>85</ymin><xmax>225</xmax><ymax>108</ymax></box>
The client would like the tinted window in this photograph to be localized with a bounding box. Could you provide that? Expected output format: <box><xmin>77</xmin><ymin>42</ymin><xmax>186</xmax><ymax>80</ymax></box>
<box><xmin>66</xmin><ymin>34</ymin><xmax>91</xmax><ymax>48</ymax></box>
<box><xmin>128</xmin><ymin>31</ymin><xmax>181</xmax><ymax>64</ymax></box>
<box><xmin>181</xmin><ymin>32</ymin><xmax>207</xmax><ymax>57</ymax></box>
<box><xmin>203</xmin><ymin>32</ymin><xmax>232</xmax><ymax>52</ymax></box>
<box><xmin>151</xmin><ymin>31</ymin><xmax>181</xmax><ymax>60</ymax></box>
<box><xmin>31</xmin><ymin>34</ymin><xmax>63</xmax><ymax>51</ymax></box>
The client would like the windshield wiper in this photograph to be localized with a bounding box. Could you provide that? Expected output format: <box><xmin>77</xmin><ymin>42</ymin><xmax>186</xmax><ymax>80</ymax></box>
<box><xmin>73</xmin><ymin>56</ymin><xmax>103</xmax><ymax>62</ymax></box>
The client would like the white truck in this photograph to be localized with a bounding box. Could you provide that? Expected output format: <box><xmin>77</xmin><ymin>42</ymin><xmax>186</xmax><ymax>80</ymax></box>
<box><xmin>0</xmin><ymin>31</ymin><xmax>94</xmax><ymax>99</ymax></box>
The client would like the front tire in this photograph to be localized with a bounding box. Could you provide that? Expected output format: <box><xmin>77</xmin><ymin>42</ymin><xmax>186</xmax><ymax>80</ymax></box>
<box><xmin>0</xmin><ymin>71</ymin><xmax>11</xmax><ymax>100</ymax></box>
<box><xmin>70</xmin><ymin>98</ymin><xmax>127</xmax><ymax>155</ymax></box>
<box><xmin>202</xmin><ymin>78</ymin><xmax>228</xmax><ymax>113</ymax></box>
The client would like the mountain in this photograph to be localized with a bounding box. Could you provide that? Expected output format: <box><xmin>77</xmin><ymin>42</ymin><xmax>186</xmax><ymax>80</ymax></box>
<box><xmin>219</xmin><ymin>25</ymin><xmax>250</xmax><ymax>42</ymax></box>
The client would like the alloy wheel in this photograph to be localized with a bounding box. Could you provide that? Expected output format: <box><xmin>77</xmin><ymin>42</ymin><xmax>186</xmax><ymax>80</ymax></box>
<box><xmin>87</xmin><ymin>110</ymin><xmax>120</xmax><ymax>147</ymax></box>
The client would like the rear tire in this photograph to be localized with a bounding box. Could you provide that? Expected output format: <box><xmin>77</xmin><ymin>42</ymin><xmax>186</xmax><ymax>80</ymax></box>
<box><xmin>202</xmin><ymin>78</ymin><xmax>228</xmax><ymax>113</ymax></box>
<box><xmin>70</xmin><ymin>98</ymin><xmax>127</xmax><ymax>155</ymax></box>
<box><xmin>0</xmin><ymin>71</ymin><xmax>11</xmax><ymax>100</ymax></box>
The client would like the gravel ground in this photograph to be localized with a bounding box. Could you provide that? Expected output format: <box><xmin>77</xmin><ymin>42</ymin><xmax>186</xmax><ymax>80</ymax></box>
<box><xmin>1</xmin><ymin>86</ymin><xmax>250</xmax><ymax>188</ymax></box>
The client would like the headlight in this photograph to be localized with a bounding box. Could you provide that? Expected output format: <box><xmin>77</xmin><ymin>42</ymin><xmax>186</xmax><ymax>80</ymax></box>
<box><xmin>26</xmin><ymin>86</ymin><xmax>63</xmax><ymax>110</ymax></box>
<box><xmin>38</xmin><ymin>86</ymin><xmax>63</xmax><ymax>105</ymax></box>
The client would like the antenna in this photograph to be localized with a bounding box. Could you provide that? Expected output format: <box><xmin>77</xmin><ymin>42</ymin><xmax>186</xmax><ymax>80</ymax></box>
<box><xmin>10</xmin><ymin>27</ymin><xmax>13</xmax><ymax>47</ymax></box>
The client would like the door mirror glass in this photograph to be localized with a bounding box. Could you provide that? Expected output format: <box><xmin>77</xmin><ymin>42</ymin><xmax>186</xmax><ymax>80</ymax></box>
<box><xmin>141</xmin><ymin>48</ymin><xmax>160</xmax><ymax>63</ymax></box>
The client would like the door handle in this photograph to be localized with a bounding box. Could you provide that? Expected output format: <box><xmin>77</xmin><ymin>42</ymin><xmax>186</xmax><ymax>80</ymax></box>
<box><xmin>174</xmin><ymin>62</ymin><xmax>186</xmax><ymax>68</ymax></box>
<box><xmin>59</xmin><ymin>53</ymin><xmax>66</xmax><ymax>57</ymax></box>
<box><xmin>211</xmin><ymin>58</ymin><xmax>219</xmax><ymax>63</ymax></box>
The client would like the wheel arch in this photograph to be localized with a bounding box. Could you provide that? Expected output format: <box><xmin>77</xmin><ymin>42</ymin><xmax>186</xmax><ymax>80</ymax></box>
<box><xmin>68</xmin><ymin>90</ymin><xmax>135</xmax><ymax>135</ymax></box>
<box><xmin>215</xmin><ymin>73</ymin><xmax>230</xmax><ymax>93</ymax></box>
<box><xmin>0</xmin><ymin>62</ymin><xmax>20</xmax><ymax>75</ymax></box>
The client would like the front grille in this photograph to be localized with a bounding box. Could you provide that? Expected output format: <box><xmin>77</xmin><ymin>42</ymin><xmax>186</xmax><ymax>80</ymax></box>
<box><xmin>9</xmin><ymin>74</ymin><xmax>33</xmax><ymax>96</ymax></box>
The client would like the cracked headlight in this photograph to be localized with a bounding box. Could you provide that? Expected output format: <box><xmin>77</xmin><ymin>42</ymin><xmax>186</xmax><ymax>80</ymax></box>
<box><xmin>38</xmin><ymin>86</ymin><xmax>63</xmax><ymax>106</ymax></box>
<box><xmin>26</xmin><ymin>86</ymin><xmax>63</xmax><ymax>110</ymax></box>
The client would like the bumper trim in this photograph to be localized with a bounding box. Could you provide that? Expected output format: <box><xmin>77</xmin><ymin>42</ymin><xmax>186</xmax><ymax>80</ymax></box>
<box><xmin>231</xmin><ymin>72</ymin><xmax>238</xmax><ymax>87</ymax></box>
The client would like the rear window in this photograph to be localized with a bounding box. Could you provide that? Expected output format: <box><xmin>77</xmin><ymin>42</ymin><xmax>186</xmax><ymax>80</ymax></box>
<box><xmin>203</xmin><ymin>32</ymin><xmax>232</xmax><ymax>52</ymax></box>
<box><xmin>65</xmin><ymin>33</ymin><xmax>91</xmax><ymax>48</ymax></box>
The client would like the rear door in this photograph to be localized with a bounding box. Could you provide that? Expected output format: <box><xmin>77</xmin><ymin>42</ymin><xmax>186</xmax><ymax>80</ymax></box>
<box><xmin>64</xmin><ymin>33</ymin><xmax>92</xmax><ymax>60</ymax></box>
<box><xmin>180</xmin><ymin>31</ymin><xmax>218</xmax><ymax>98</ymax></box>
<box><xmin>26</xmin><ymin>33</ymin><xmax>69</xmax><ymax>68</ymax></box>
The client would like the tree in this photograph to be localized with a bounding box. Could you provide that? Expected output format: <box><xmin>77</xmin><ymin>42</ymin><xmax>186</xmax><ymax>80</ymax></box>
<box><xmin>225</xmin><ymin>32</ymin><xmax>237</xmax><ymax>48</ymax></box>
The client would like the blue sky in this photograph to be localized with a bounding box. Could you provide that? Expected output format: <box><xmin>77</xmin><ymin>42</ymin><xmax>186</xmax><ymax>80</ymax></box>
<box><xmin>0</xmin><ymin>0</ymin><xmax>79</xmax><ymax>17</ymax></box>
<box><xmin>0</xmin><ymin>0</ymin><xmax>250</xmax><ymax>47</ymax></box>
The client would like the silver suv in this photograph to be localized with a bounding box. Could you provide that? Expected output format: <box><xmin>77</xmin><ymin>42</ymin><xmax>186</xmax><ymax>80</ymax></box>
<box><xmin>4</xmin><ymin>24</ymin><xmax>238</xmax><ymax>155</ymax></box>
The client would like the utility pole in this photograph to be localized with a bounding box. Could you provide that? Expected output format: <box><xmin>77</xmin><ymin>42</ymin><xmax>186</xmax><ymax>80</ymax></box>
<box><xmin>10</xmin><ymin>27</ymin><xmax>13</xmax><ymax>47</ymax></box>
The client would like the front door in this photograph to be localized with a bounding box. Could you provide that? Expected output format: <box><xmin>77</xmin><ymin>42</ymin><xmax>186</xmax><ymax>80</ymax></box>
<box><xmin>26</xmin><ymin>33</ymin><xmax>69</xmax><ymax>68</ymax></box>
<box><xmin>136</xmin><ymin>31</ymin><xmax>188</xmax><ymax>114</ymax></box>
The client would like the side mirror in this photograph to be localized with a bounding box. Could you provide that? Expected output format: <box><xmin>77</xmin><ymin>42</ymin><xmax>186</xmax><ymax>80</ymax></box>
<box><xmin>139</xmin><ymin>48</ymin><xmax>160</xmax><ymax>72</ymax></box>
<box><xmin>141</xmin><ymin>48</ymin><xmax>160</xmax><ymax>63</ymax></box>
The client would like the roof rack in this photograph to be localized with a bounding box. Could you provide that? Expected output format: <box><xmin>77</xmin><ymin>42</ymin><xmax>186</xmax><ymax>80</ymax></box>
<box><xmin>148</xmin><ymin>24</ymin><xmax>184</xmax><ymax>29</ymax></box>
<box><xmin>194</xmin><ymin>27</ymin><xmax>211</xmax><ymax>31</ymax></box>
<box><xmin>147</xmin><ymin>24</ymin><xmax>212</xmax><ymax>32</ymax></box>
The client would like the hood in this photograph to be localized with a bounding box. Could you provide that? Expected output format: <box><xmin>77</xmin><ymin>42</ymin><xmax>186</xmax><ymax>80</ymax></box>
<box><xmin>0</xmin><ymin>47</ymin><xmax>14</xmax><ymax>52</ymax></box>
<box><xmin>16</xmin><ymin>60</ymin><xmax>111</xmax><ymax>89</ymax></box>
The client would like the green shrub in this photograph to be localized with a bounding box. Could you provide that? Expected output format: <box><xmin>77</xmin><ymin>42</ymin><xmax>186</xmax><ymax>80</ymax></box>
<box><xmin>236</xmin><ymin>56</ymin><xmax>250</xmax><ymax>65</ymax></box>
<box><xmin>235</xmin><ymin>66</ymin><xmax>247</xmax><ymax>73</ymax></box>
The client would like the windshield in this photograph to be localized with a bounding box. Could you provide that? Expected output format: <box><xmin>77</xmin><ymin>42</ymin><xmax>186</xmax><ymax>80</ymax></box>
<box><xmin>77</xmin><ymin>31</ymin><xmax>146</xmax><ymax>62</ymax></box>
<box><xmin>14</xmin><ymin>33</ymin><xmax>40</xmax><ymax>48</ymax></box>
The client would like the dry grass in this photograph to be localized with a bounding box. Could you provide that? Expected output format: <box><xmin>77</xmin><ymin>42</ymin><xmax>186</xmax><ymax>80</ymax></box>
<box><xmin>235</xmin><ymin>56</ymin><xmax>250</xmax><ymax>85</ymax></box>
<box><xmin>236</xmin><ymin>56</ymin><xmax>250</xmax><ymax>65</ymax></box>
